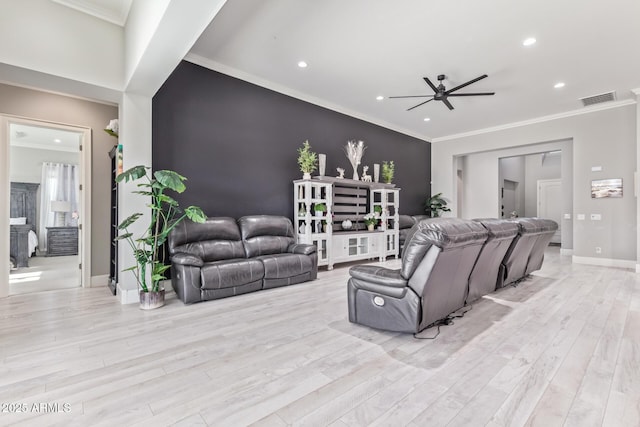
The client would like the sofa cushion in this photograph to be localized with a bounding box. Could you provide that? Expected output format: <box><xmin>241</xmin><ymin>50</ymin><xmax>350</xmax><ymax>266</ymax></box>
<box><xmin>401</xmin><ymin>218</ymin><xmax>488</xmax><ymax>279</ymax></box>
<box><xmin>169</xmin><ymin>217</ymin><xmax>245</xmax><ymax>262</ymax></box>
<box><xmin>200</xmin><ymin>258</ymin><xmax>265</xmax><ymax>290</ymax></box>
<box><xmin>398</xmin><ymin>215</ymin><xmax>416</xmax><ymax>229</ymax></box>
<box><xmin>239</xmin><ymin>215</ymin><xmax>296</xmax><ymax>258</ymax></box>
<box><xmin>257</xmin><ymin>253</ymin><xmax>314</xmax><ymax>279</ymax></box>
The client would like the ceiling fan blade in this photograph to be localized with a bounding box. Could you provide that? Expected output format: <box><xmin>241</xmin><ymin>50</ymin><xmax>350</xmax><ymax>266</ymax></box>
<box><xmin>445</xmin><ymin>74</ymin><xmax>488</xmax><ymax>94</ymax></box>
<box><xmin>407</xmin><ymin>98</ymin><xmax>434</xmax><ymax>111</ymax></box>
<box><xmin>388</xmin><ymin>95</ymin><xmax>434</xmax><ymax>99</ymax></box>
<box><xmin>447</xmin><ymin>92</ymin><xmax>495</xmax><ymax>97</ymax></box>
<box><xmin>423</xmin><ymin>77</ymin><xmax>439</xmax><ymax>94</ymax></box>
<box><xmin>442</xmin><ymin>98</ymin><xmax>455</xmax><ymax>110</ymax></box>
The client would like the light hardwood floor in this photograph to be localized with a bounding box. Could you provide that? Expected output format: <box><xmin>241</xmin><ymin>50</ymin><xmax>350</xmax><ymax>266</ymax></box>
<box><xmin>0</xmin><ymin>247</ymin><xmax>638</xmax><ymax>426</ymax></box>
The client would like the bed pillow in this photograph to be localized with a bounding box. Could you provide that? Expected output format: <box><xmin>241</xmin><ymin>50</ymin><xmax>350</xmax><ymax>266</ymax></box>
<box><xmin>10</xmin><ymin>217</ymin><xmax>27</xmax><ymax>225</ymax></box>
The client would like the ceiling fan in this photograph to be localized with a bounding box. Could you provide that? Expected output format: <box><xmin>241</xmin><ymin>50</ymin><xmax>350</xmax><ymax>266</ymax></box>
<box><xmin>389</xmin><ymin>74</ymin><xmax>495</xmax><ymax>111</ymax></box>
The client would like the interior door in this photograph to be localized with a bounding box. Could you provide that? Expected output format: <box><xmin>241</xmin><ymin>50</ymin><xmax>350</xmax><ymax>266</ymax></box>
<box><xmin>538</xmin><ymin>179</ymin><xmax>562</xmax><ymax>244</ymax></box>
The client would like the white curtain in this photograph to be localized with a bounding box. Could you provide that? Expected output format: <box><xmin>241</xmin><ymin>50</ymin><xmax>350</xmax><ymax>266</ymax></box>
<box><xmin>39</xmin><ymin>162</ymin><xmax>79</xmax><ymax>250</ymax></box>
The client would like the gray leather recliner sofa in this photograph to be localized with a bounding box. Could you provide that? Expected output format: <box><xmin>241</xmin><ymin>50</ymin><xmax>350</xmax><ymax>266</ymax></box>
<box><xmin>347</xmin><ymin>217</ymin><xmax>558</xmax><ymax>333</ymax></box>
<box><xmin>348</xmin><ymin>218</ymin><xmax>489</xmax><ymax>333</ymax></box>
<box><xmin>168</xmin><ymin>215</ymin><xmax>317</xmax><ymax>304</ymax></box>
<box><xmin>398</xmin><ymin>214</ymin><xmax>429</xmax><ymax>253</ymax></box>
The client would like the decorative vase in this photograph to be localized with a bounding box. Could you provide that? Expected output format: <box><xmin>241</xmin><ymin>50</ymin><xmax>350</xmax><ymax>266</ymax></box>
<box><xmin>303</xmin><ymin>172</ymin><xmax>311</xmax><ymax>180</ymax></box>
<box><xmin>367</xmin><ymin>224</ymin><xmax>374</xmax><ymax>231</ymax></box>
<box><xmin>352</xmin><ymin>165</ymin><xmax>359</xmax><ymax>181</ymax></box>
<box><xmin>140</xmin><ymin>289</ymin><xmax>165</xmax><ymax>310</ymax></box>
<box><xmin>341</xmin><ymin>219</ymin><xmax>352</xmax><ymax>230</ymax></box>
<box><xmin>373</xmin><ymin>163</ymin><xmax>380</xmax><ymax>183</ymax></box>
<box><xmin>318</xmin><ymin>154</ymin><xmax>326</xmax><ymax>177</ymax></box>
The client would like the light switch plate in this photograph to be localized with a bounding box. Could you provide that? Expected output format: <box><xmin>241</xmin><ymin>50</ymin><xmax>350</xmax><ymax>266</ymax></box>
<box><xmin>563</xmin><ymin>213</ymin><xmax>571</xmax><ymax>219</ymax></box>
<box><xmin>591</xmin><ymin>213</ymin><xmax>602</xmax><ymax>220</ymax></box>
<box><xmin>591</xmin><ymin>166</ymin><xmax>602</xmax><ymax>172</ymax></box>
<box><xmin>577</xmin><ymin>214</ymin><xmax>586</xmax><ymax>220</ymax></box>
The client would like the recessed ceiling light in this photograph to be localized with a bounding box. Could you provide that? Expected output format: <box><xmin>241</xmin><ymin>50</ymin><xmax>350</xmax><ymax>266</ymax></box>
<box><xmin>423</xmin><ymin>118</ymin><xmax>431</xmax><ymax>122</ymax></box>
<box><xmin>54</xmin><ymin>138</ymin><xmax>62</xmax><ymax>143</ymax></box>
<box><xmin>554</xmin><ymin>82</ymin><xmax>566</xmax><ymax>89</ymax></box>
<box><xmin>297</xmin><ymin>61</ymin><xmax>308</xmax><ymax>68</ymax></box>
<box><xmin>376</xmin><ymin>95</ymin><xmax>384</xmax><ymax>101</ymax></box>
<box><xmin>522</xmin><ymin>37</ymin><xmax>537</xmax><ymax>46</ymax></box>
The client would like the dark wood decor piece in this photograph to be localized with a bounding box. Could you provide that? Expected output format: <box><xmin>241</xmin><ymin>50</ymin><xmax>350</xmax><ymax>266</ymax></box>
<box><xmin>10</xmin><ymin>182</ymin><xmax>39</xmax><ymax>267</ymax></box>
<box><xmin>46</xmin><ymin>226</ymin><xmax>78</xmax><ymax>257</ymax></box>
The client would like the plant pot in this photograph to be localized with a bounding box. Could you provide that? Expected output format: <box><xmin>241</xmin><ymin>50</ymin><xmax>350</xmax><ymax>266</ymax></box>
<box><xmin>140</xmin><ymin>289</ymin><xmax>165</xmax><ymax>310</ymax></box>
<box><xmin>315</xmin><ymin>211</ymin><xmax>324</xmax><ymax>217</ymax></box>
<box><xmin>303</xmin><ymin>172</ymin><xmax>311</xmax><ymax>180</ymax></box>
<box><xmin>367</xmin><ymin>224</ymin><xmax>374</xmax><ymax>231</ymax></box>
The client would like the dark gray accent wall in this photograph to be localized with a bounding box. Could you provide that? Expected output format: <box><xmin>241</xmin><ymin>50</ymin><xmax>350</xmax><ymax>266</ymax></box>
<box><xmin>152</xmin><ymin>61</ymin><xmax>431</xmax><ymax>219</ymax></box>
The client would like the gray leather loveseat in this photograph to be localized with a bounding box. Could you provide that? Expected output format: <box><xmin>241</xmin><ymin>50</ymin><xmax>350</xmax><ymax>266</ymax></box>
<box><xmin>168</xmin><ymin>215</ymin><xmax>318</xmax><ymax>304</ymax></box>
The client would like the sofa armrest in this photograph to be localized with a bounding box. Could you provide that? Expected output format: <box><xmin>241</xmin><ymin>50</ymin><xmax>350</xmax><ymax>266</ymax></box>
<box><xmin>349</xmin><ymin>265</ymin><xmax>407</xmax><ymax>287</ymax></box>
<box><xmin>171</xmin><ymin>252</ymin><xmax>204</xmax><ymax>267</ymax></box>
<box><xmin>287</xmin><ymin>243</ymin><xmax>316</xmax><ymax>255</ymax></box>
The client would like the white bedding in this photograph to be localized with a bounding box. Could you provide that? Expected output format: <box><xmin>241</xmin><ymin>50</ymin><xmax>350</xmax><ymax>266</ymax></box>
<box><xmin>28</xmin><ymin>230</ymin><xmax>38</xmax><ymax>257</ymax></box>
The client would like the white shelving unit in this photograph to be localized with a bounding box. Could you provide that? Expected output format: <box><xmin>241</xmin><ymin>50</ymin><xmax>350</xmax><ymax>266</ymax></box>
<box><xmin>293</xmin><ymin>180</ymin><xmax>333</xmax><ymax>267</ymax></box>
<box><xmin>294</xmin><ymin>177</ymin><xmax>400</xmax><ymax>269</ymax></box>
<box><xmin>370</xmin><ymin>188</ymin><xmax>400</xmax><ymax>260</ymax></box>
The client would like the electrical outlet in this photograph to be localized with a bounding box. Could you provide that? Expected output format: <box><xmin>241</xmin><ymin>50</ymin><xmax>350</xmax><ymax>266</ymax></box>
<box><xmin>564</xmin><ymin>213</ymin><xmax>571</xmax><ymax>219</ymax></box>
<box><xmin>595</xmin><ymin>247</ymin><xmax>602</xmax><ymax>254</ymax></box>
<box><xmin>577</xmin><ymin>214</ymin><xmax>585</xmax><ymax>220</ymax></box>
<box><xmin>591</xmin><ymin>213</ymin><xmax>602</xmax><ymax>221</ymax></box>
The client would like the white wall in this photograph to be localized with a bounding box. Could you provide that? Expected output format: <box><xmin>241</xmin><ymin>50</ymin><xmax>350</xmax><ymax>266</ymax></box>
<box><xmin>9</xmin><ymin>146</ymin><xmax>78</xmax><ymax>184</ymax></box>
<box><xmin>0</xmin><ymin>0</ymin><xmax>123</xmax><ymax>90</ymax></box>
<box><xmin>433</xmin><ymin>104</ymin><xmax>636</xmax><ymax>261</ymax></box>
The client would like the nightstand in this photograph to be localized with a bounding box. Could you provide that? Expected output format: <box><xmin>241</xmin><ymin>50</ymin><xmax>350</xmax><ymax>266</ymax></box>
<box><xmin>46</xmin><ymin>226</ymin><xmax>78</xmax><ymax>256</ymax></box>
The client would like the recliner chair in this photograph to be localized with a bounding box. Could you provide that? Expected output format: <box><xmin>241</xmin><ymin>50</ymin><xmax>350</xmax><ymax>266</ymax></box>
<box><xmin>467</xmin><ymin>218</ymin><xmax>520</xmax><ymax>303</ymax></box>
<box><xmin>347</xmin><ymin>218</ymin><xmax>488</xmax><ymax>333</ymax></box>
<box><xmin>498</xmin><ymin>218</ymin><xmax>558</xmax><ymax>288</ymax></box>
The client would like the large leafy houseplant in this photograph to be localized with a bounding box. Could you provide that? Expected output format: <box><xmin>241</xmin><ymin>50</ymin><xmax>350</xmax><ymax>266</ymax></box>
<box><xmin>425</xmin><ymin>192</ymin><xmax>452</xmax><ymax>217</ymax></box>
<box><xmin>115</xmin><ymin>165</ymin><xmax>206</xmax><ymax>295</ymax></box>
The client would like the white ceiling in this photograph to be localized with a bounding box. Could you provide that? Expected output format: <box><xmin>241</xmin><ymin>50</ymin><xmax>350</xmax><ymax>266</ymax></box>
<box><xmin>188</xmin><ymin>0</ymin><xmax>640</xmax><ymax>141</ymax></box>
<box><xmin>51</xmin><ymin>0</ymin><xmax>132</xmax><ymax>26</ymax></box>
<box><xmin>10</xmin><ymin>124</ymin><xmax>81</xmax><ymax>153</ymax></box>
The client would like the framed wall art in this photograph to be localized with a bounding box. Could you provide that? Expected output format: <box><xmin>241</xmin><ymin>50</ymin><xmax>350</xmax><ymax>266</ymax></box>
<box><xmin>591</xmin><ymin>178</ymin><xmax>622</xmax><ymax>198</ymax></box>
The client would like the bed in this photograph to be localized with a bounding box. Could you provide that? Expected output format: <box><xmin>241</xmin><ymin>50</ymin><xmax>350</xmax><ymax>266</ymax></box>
<box><xmin>10</xmin><ymin>182</ymin><xmax>39</xmax><ymax>268</ymax></box>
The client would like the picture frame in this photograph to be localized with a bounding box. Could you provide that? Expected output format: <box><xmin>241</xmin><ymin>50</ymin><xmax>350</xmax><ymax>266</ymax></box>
<box><xmin>591</xmin><ymin>178</ymin><xmax>622</xmax><ymax>198</ymax></box>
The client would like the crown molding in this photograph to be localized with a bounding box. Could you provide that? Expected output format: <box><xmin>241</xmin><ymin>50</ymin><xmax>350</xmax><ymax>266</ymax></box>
<box><xmin>184</xmin><ymin>53</ymin><xmax>431</xmax><ymax>143</ymax></box>
<box><xmin>432</xmin><ymin>98</ymin><xmax>637</xmax><ymax>143</ymax></box>
<box><xmin>51</xmin><ymin>0</ymin><xmax>132</xmax><ymax>26</ymax></box>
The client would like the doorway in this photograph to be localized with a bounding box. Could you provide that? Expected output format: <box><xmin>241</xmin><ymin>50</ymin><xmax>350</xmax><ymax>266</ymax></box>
<box><xmin>1</xmin><ymin>116</ymin><xmax>91</xmax><ymax>297</ymax></box>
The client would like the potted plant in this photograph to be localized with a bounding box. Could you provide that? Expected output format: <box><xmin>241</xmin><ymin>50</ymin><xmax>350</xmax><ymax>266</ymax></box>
<box><xmin>382</xmin><ymin>160</ymin><xmax>395</xmax><ymax>184</ymax></box>
<box><xmin>297</xmin><ymin>140</ymin><xmax>318</xmax><ymax>179</ymax></box>
<box><xmin>115</xmin><ymin>165</ymin><xmax>206</xmax><ymax>309</ymax></box>
<box><xmin>425</xmin><ymin>192</ymin><xmax>452</xmax><ymax>217</ymax></box>
<box><xmin>363</xmin><ymin>212</ymin><xmax>380</xmax><ymax>231</ymax></box>
<box><xmin>314</xmin><ymin>202</ymin><xmax>327</xmax><ymax>216</ymax></box>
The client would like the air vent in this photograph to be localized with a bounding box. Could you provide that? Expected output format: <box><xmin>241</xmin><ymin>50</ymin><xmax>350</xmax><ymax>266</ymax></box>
<box><xmin>580</xmin><ymin>91</ymin><xmax>616</xmax><ymax>107</ymax></box>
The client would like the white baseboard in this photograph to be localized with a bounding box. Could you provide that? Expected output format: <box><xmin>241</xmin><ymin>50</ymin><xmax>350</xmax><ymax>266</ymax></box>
<box><xmin>90</xmin><ymin>274</ymin><xmax>109</xmax><ymax>287</ymax></box>
<box><xmin>117</xmin><ymin>284</ymin><xmax>140</xmax><ymax>305</ymax></box>
<box><xmin>560</xmin><ymin>249</ymin><xmax>573</xmax><ymax>256</ymax></box>
<box><xmin>572</xmin><ymin>255</ymin><xmax>636</xmax><ymax>270</ymax></box>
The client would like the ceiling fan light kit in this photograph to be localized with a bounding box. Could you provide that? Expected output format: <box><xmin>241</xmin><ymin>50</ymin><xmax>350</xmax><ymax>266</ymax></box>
<box><xmin>390</xmin><ymin>74</ymin><xmax>495</xmax><ymax>111</ymax></box>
